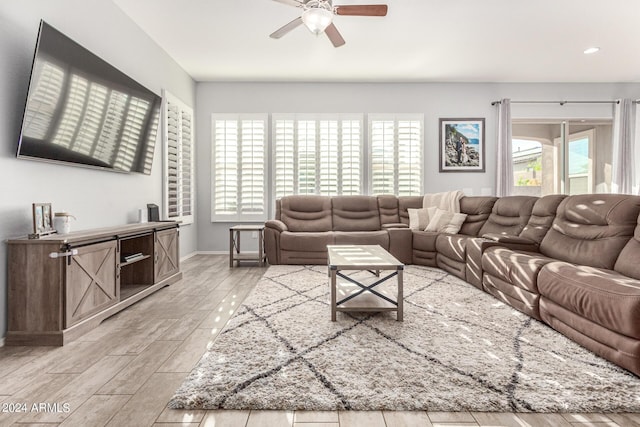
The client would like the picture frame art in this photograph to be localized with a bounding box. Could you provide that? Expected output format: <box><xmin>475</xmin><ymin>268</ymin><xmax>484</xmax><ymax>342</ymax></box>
<box><xmin>439</xmin><ymin>118</ymin><xmax>485</xmax><ymax>172</ymax></box>
<box><xmin>31</xmin><ymin>202</ymin><xmax>55</xmax><ymax>238</ymax></box>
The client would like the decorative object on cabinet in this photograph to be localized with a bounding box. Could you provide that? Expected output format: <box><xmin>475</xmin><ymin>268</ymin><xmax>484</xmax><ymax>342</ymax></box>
<box><xmin>439</xmin><ymin>118</ymin><xmax>485</xmax><ymax>173</ymax></box>
<box><xmin>30</xmin><ymin>202</ymin><xmax>56</xmax><ymax>238</ymax></box>
<box><xmin>7</xmin><ymin>221</ymin><xmax>181</xmax><ymax>345</ymax></box>
<box><xmin>53</xmin><ymin>211</ymin><xmax>76</xmax><ymax>234</ymax></box>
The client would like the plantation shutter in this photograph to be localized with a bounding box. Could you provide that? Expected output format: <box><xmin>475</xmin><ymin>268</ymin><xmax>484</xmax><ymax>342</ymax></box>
<box><xmin>341</xmin><ymin>119</ymin><xmax>361</xmax><ymax>195</ymax></box>
<box><xmin>397</xmin><ymin>119</ymin><xmax>422</xmax><ymax>196</ymax></box>
<box><xmin>211</xmin><ymin>114</ymin><xmax>267</xmax><ymax>221</ymax></box>
<box><xmin>369</xmin><ymin>115</ymin><xmax>423</xmax><ymax>196</ymax></box>
<box><xmin>273</xmin><ymin>114</ymin><xmax>363</xmax><ymax>201</ymax></box>
<box><xmin>163</xmin><ymin>91</ymin><xmax>194</xmax><ymax>224</ymax></box>
<box><xmin>274</xmin><ymin>119</ymin><xmax>295</xmax><ymax>200</ymax></box>
<box><xmin>240</xmin><ymin>119</ymin><xmax>266</xmax><ymax>215</ymax></box>
<box><xmin>298</xmin><ymin>120</ymin><xmax>317</xmax><ymax>194</ymax></box>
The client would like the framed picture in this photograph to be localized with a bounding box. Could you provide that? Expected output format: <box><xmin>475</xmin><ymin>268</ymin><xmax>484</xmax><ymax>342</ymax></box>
<box><xmin>439</xmin><ymin>118</ymin><xmax>485</xmax><ymax>172</ymax></box>
<box><xmin>32</xmin><ymin>203</ymin><xmax>55</xmax><ymax>236</ymax></box>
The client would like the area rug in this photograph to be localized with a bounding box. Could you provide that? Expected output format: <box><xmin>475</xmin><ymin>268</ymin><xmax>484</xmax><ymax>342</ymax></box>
<box><xmin>169</xmin><ymin>265</ymin><xmax>640</xmax><ymax>412</ymax></box>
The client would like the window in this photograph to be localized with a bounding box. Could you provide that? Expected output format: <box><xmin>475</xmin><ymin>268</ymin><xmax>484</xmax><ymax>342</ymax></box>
<box><xmin>567</xmin><ymin>130</ymin><xmax>593</xmax><ymax>195</ymax></box>
<box><xmin>163</xmin><ymin>91</ymin><xmax>194</xmax><ymax>225</ymax></box>
<box><xmin>369</xmin><ymin>115</ymin><xmax>423</xmax><ymax>196</ymax></box>
<box><xmin>272</xmin><ymin>114</ymin><xmax>363</xmax><ymax>199</ymax></box>
<box><xmin>512</xmin><ymin>138</ymin><xmax>544</xmax><ymax>196</ymax></box>
<box><xmin>212</xmin><ymin>114</ymin><xmax>267</xmax><ymax>221</ymax></box>
<box><xmin>512</xmin><ymin>120</ymin><xmax>604</xmax><ymax>196</ymax></box>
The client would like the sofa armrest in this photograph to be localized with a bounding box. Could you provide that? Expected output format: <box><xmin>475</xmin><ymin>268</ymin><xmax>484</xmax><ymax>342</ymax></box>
<box><xmin>386</xmin><ymin>227</ymin><xmax>412</xmax><ymax>264</ymax></box>
<box><xmin>382</xmin><ymin>223</ymin><xmax>409</xmax><ymax>229</ymax></box>
<box><xmin>265</xmin><ymin>219</ymin><xmax>288</xmax><ymax>233</ymax></box>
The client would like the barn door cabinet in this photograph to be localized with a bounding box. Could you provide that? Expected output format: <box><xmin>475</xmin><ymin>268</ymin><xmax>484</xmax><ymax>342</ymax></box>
<box><xmin>6</xmin><ymin>222</ymin><xmax>181</xmax><ymax>346</ymax></box>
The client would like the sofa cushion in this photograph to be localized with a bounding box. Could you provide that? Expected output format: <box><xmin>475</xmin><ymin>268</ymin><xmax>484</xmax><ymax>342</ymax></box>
<box><xmin>482</xmin><ymin>247</ymin><xmax>555</xmax><ymax>294</ymax></box>
<box><xmin>425</xmin><ymin>209</ymin><xmax>467</xmax><ymax>234</ymax></box>
<box><xmin>435</xmin><ymin>234</ymin><xmax>469</xmax><ymax>263</ymax></box>
<box><xmin>614</xmin><ymin>214</ymin><xmax>640</xmax><ymax>280</ymax></box>
<box><xmin>538</xmin><ymin>261</ymin><xmax>640</xmax><ymax>340</ymax></box>
<box><xmin>458</xmin><ymin>196</ymin><xmax>497</xmax><ymax>236</ymax></box>
<box><xmin>280</xmin><ymin>231</ymin><xmax>334</xmax><ymax>252</ymax></box>
<box><xmin>332</xmin><ymin>196</ymin><xmax>381</xmax><ymax>231</ymax></box>
<box><xmin>377</xmin><ymin>195</ymin><xmax>400</xmax><ymax>225</ymax></box>
<box><xmin>478</xmin><ymin>196</ymin><xmax>537</xmax><ymax>237</ymax></box>
<box><xmin>398</xmin><ymin>196</ymin><xmax>423</xmax><ymax>225</ymax></box>
<box><xmin>412</xmin><ymin>230</ymin><xmax>439</xmax><ymax>252</ymax></box>
<box><xmin>280</xmin><ymin>196</ymin><xmax>332</xmax><ymax>232</ymax></box>
<box><xmin>334</xmin><ymin>231</ymin><xmax>389</xmax><ymax>248</ymax></box>
<box><xmin>519</xmin><ymin>194</ymin><xmax>567</xmax><ymax>244</ymax></box>
<box><xmin>540</xmin><ymin>194</ymin><xmax>640</xmax><ymax>270</ymax></box>
<box><xmin>408</xmin><ymin>207</ymin><xmax>436</xmax><ymax>231</ymax></box>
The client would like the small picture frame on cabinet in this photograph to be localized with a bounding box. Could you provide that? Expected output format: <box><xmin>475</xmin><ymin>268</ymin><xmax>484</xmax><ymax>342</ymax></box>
<box><xmin>30</xmin><ymin>203</ymin><xmax>56</xmax><ymax>238</ymax></box>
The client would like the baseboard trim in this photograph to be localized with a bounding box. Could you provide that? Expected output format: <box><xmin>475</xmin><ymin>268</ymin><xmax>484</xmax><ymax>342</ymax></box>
<box><xmin>0</xmin><ymin>337</ymin><xmax>5</xmax><ymax>347</ymax></box>
<box><xmin>180</xmin><ymin>251</ymin><xmax>198</xmax><ymax>262</ymax></box>
<box><xmin>194</xmin><ymin>251</ymin><xmax>229</xmax><ymax>255</ymax></box>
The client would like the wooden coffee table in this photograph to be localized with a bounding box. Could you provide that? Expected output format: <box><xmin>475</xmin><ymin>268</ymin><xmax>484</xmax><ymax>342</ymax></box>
<box><xmin>327</xmin><ymin>245</ymin><xmax>404</xmax><ymax>321</ymax></box>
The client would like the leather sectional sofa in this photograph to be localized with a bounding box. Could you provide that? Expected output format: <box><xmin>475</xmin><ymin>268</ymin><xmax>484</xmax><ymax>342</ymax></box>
<box><xmin>264</xmin><ymin>193</ymin><xmax>640</xmax><ymax>376</ymax></box>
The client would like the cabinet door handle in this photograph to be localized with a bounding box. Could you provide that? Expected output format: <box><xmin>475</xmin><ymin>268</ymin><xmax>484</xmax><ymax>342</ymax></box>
<box><xmin>49</xmin><ymin>249</ymin><xmax>78</xmax><ymax>259</ymax></box>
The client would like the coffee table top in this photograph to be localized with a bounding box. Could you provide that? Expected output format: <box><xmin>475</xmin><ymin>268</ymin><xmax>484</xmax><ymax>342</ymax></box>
<box><xmin>327</xmin><ymin>245</ymin><xmax>403</xmax><ymax>269</ymax></box>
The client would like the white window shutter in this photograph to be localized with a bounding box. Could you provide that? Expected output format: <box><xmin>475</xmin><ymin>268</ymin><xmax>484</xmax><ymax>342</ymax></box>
<box><xmin>212</xmin><ymin>114</ymin><xmax>267</xmax><ymax>221</ymax></box>
<box><xmin>274</xmin><ymin>119</ymin><xmax>295</xmax><ymax>200</ymax></box>
<box><xmin>273</xmin><ymin>114</ymin><xmax>363</xmax><ymax>201</ymax></box>
<box><xmin>369</xmin><ymin>115</ymin><xmax>423</xmax><ymax>196</ymax></box>
<box><xmin>163</xmin><ymin>91</ymin><xmax>195</xmax><ymax>225</ymax></box>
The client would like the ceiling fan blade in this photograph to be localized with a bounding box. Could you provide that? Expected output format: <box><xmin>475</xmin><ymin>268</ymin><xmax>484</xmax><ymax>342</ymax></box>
<box><xmin>272</xmin><ymin>0</ymin><xmax>305</xmax><ymax>7</ymax></box>
<box><xmin>270</xmin><ymin>17</ymin><xmax>304</xmax><ymax>39</ymax></box>
<box><xmin>325</xmin><ymin>23</ymin><xmax>346</xmax><ymax>48</ymax></box>
<box><xmin>334</xmin><ymin>4</ymin><xmax>388</xmax><ymax>16</ymax></box>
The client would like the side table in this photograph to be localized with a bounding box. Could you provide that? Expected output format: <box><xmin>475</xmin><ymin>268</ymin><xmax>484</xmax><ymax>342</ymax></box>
<box><xmin>229</xmin><ymin>225</ymin><xmax>266</xmax><ymax>267</ymax></box>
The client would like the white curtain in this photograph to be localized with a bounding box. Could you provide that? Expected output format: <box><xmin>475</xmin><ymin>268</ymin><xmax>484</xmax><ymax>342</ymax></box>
<box><xmin>496</xmin><ymin>98</ymin><xmax>513</xmax><ymax>197</ymax></box>
<box><xmin>611</xmin><ymin>99</ymin><xmax>636</xmax><ymax>194</ymax></box>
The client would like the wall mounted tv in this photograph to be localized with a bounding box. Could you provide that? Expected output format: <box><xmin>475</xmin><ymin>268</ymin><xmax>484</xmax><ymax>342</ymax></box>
<box><xmin>17</xmin><ymin>21</ymin><xmax>162</xmax><ymax>174</ymax></box>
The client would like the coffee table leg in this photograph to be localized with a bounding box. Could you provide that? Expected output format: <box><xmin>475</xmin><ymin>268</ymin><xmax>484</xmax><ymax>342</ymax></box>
<box><xmin>397</xmin><ymin>267</ymin><xmax>404</xmax><ymax>321</ymax></box>
<box><xmin>330</xmin><ymin>267</ymin><xmax>337</xmax><ymax>321</ymax></box>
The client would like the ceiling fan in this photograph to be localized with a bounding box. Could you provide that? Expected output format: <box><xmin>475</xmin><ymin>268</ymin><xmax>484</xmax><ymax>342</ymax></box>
<box><xmin>269</xmin><ymin>0</ymin><xmax>388</xmax><ymax>47</ymax></box>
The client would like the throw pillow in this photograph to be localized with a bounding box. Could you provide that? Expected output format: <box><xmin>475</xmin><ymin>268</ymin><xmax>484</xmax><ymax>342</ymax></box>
<box><xmin>408</xmin><ymin>207</ymin><xmax>437</xmax><ymax>230</ymax></box>
<box><xmin>425</xmin><ymin>208</ymin><xmax>468</xmax><ymax>234</ymax></box>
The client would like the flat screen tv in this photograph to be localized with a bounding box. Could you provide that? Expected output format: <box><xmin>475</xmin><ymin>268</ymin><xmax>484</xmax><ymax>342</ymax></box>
<box><xmin>17</xmin><ymin>21</ymin><xmax>162</xmax><ymax>174</ymax></box>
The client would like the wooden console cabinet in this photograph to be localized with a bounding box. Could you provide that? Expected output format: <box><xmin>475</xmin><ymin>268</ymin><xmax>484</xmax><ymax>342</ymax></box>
<box><xmin>6</xmin><ymin>222</ymin><xmax>182</xmax><ymax>346</ymax></box>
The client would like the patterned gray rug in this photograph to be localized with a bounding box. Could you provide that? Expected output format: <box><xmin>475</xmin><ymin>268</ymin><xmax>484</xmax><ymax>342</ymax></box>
<box><xmin>169</xmin><ymin>265</ymin><xmax>640</xmax><ymax>412</ymax></box>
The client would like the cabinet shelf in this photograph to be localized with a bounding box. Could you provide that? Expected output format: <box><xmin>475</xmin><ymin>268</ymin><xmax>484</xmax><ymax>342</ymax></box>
<box><xmin>120</xmin><ymin>254</ymin><xmax>151</xmax><ymax>267</ymax></box>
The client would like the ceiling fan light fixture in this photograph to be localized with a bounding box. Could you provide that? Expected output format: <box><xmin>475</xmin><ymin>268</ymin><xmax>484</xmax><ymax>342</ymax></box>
<box><xmin>302</xmin><ymin>8</ymin><xmax>333</xmax><ymax>35</ymax></box>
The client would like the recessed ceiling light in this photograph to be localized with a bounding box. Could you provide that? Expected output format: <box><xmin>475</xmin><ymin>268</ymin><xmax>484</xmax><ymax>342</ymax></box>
<box><xmin>584</xmin><ymin>47</ymin><xmax>600</xmax><ymax>54</ymax></box>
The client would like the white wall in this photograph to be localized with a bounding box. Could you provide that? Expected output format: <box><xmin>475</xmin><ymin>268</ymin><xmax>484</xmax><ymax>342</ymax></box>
<box><xmin>196</xmin><ymin>82</ymin><xmax>640</xmax><ymax>252</ymax></box>
<box><xmin>0</xmin><ymin>0</ymin><xmax>197</xmax><ymax>339</ymax></box>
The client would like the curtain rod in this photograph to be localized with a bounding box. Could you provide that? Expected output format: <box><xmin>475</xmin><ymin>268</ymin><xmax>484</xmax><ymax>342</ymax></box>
<box><xmin>490</xmin><ymin>100</ymin><xmax>621</xmax><ymax>106</ymax></box>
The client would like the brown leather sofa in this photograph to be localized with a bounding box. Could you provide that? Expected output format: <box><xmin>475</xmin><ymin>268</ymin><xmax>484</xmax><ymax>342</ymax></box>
<box><xmin>264</xmin><ymin>193</ymin><xmax>640</xmax><ymax>376</ymax></box>
<box><xmin>482</xmin><ymin>194</ymin><xmax>640</xmax><ymax>374</ymax></box>
<box><xmin>264</xmin><ymin>195</ymin><xmax>413</xmax><ymax>265</ymax></box>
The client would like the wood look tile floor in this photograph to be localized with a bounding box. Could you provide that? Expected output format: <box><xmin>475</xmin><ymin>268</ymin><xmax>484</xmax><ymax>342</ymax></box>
<box><xmin>0</xmin><ymin>255</ymin><xmax>638</xmax><ymax>427</ymax></box>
